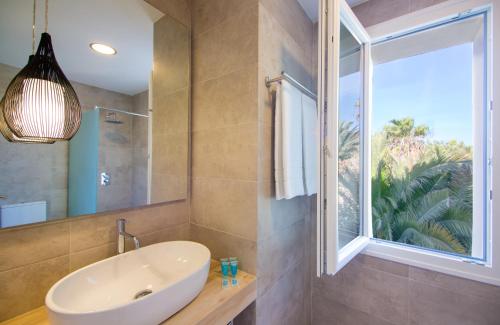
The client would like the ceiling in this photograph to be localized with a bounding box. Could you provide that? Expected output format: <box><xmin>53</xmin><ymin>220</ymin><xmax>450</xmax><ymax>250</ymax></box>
<box><xmin>297</xmin><ymin>0</ymin><xmax>369</xmax><ymax>22</ymax></box>
<box><xmin>0</xmin><ymin>0</ymin><xmax>163</xmax><ymax>96</ymax></box>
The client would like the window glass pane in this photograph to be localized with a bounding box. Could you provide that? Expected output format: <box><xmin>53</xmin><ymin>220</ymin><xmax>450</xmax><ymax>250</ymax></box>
<box><xmin>371</xmin><ymin>14</ymin><xmax>486</xmax><ymax>259</ymax></box>
<box><xmin>338</xmin><ymin>22</ymin><xmax>362</xmax><ymax>248</ymax></box>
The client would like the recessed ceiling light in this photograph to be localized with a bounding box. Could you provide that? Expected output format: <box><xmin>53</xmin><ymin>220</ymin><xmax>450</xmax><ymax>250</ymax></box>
<box><xmin>90</xmin><ymin>43</ymin><xmax>117</xmax><ymax>55</ymax></box>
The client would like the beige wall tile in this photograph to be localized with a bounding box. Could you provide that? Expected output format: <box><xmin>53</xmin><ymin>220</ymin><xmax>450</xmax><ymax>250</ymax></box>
<box><xmin>124</xmin><ymin>202</ymin><xmax>189</xmax><ymax>235</ymax></box>
<box><xmin>139</xmin><ymin>222</ymin><xmax>190</xmax><ymax>247</ymax></box>
<box><xmin>72</xmin><ymin>81</ymin><xmax>134</xmax><ymax>112</ymax></box>
<box><xmin>192</xmin><ymin>65</ymin><xmax>258</xmax><ymax>132</ymax></box>
<box><xmin>256</xmin><ymin>261</ymin><xmax>308</xmax><ymax>325</ymax></box>
<box><xmin>69</xmin><ymin>213</ymin><xmax>119</xmax><ymax>253</ymax></box>
<box><xmin>352</xmin><ymin>0</ymin><xmax>411</xmax><ymax>27</ymax></box>
<box><xmin>69</xmin><ymin>242</ymin><xmax>115</xmax><ymax>272</ymax></box>
<box><xmin>257</xmin><ymin>125</ymin><xmax>272</xmax><ymax>182</ymax></box>
<box><xmin>191</xmin><ymin>178</ymin><xmax>257</xmax><ymax>241</ymax></box>
<box><xmin>190</xmin><ymin>224</ymin><xmax>257</xmax><ymax>274</ymax></box>
<box><xmin>68</xmin><ymin>207</ymin><xmax>189</xmax><ymax>284</ymax></box>
<box><xmin>145</xmin><ymin>0</ymin><xmax>191</xmax><ymax>28</ymax></box>
<box><xmin>312</xmin><ymin>293</ymin><xmax>396</xmax><ymax>325</ymax></box>
<box><xmin>257</xmin><ymin>182</ymin><xmax>309</xmax><ymax>240</ymax></box>
<box><xmin>0</xmin><ymin>222</ymin><xmax>69</xmax><ymax>272</ymax></box>
<box><xmin>154</xmin><ymin>14</ymin><xmax>190</xmax><ymax>95</ymax></box>
<box><xmin>260</xmin><ymin>182</ymin><xmax>310</xmax><ymax>220</ymax></box>
<box><xmin>69</xmin><ymin>202</ymin><xmax>188</xmax><ymax>253</ymax></box>
<box><xmin>357</xmin><ymin>254</ymin><xmax>409</xmax><ymax>278</ymax></box>
<box><xmin>259</xmin><ymin>5</ymin><xmax>313</xmax><ymax>91</ymax></box>
<box><xmin>409</xmin><ymin>266</ymin><xmax>500</xmax><ymax>302</ymax></box>
<box><xmin>152</xmin><ymin>133</ymin><xmax>188</xmax><ymax>173</ymax></box>
<box><xmin>192</xmin><ymin>125</ymin><xmax>258</xmax><ymax>181</ymax></box>
<box><xmin>313</xmin><ymin>257</ymin><xmax>409</xmax><ymax>325</ymax></box>
<box><xmin>409</xmin><ymin>0</ymin><xmax>448</xmax><ymax>12</ymax></box>
<box><xmin>152</xmin><ymin>13</ymin><xmax>190</xmax><ymax>203</ymax></box>
<box><xmin>153</xmin><ymin>89</ymin><xmax>189</xmax><ymax>134</ymax></box>
<box><xmin>150</xmin><ymin>174</ymin><xmax>188</xmax><ymax>203</ymax></box>
<box><xmin>255</xmin><ymin>1</ymin><xmax>315</xmax><ymax>324</ymax></box>
<box><xmin>408</xmin><ymin>280</ymin><xmax>500</xmax><ymax>325</ymax></box>
<box><xmin>257</xmin><ymin>219</ymin><xmax>306</xmax><ymax>296</ymax></box>
<box><xmin>192</xmin><ymin>4</ymin><xmax>258</xmax><ymax>83</ymax></box>
<box><xmin>259</xmin><ymin>0</ymin><xmax>313</xmax><ymax>52</ymax></box>
<box><xmin>0</xmin><ymin>256</ymin><xmax>69</xmax><ymax>322</ymax></box>
<box><xmin>192</xmin><ymin>0</ymin><xmax>256</xmax><ymax>36</ymax></box>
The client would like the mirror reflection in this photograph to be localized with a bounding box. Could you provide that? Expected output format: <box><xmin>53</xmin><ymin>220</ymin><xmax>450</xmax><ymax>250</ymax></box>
<box><xmin>338</xmin><ymin>21</ymin><xmax>363</xmax><ymax>248</ymax></box>
<box><xmin>0</xmin><ymin>0</ymin><xmax>190</xmax><ymax>228</ymax></box>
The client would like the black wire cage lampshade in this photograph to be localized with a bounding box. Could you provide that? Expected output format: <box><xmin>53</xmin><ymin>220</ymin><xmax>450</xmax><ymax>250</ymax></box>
<box><xmin>0</xmin><ymin>94</ymin><xmax>55</xmax><ymax>143</ymax></box>
<box><xmin>2</xmin><ymin>32</ymin><xmax>81</xmax><ymax>141</ymax></box>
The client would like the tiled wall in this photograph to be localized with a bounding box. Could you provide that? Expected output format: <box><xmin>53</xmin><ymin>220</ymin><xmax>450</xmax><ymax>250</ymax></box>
<box><xmin>189</xmin><ymin>0</ymin><xmax>258</xmax><ymax>275</ymax></box>
<box><xmin>97</xmin><ymin>107</ymin><xmax>135</xmax><ymax>212</ymax></box>
<box><xmin>132</xmin><ymin>90</ymin><xmax>150</xmax><ymax>207</ymax></box>
<box><xmin>0</xmin><ymin>201</ymin><xmax>190</xmax><ymax>321</ymax></box>
<box><xmin>312</xmin><ymin>254</ymin><xmax>500</xmax><ymax>325</ymax></box>
<box><xmin>311</xmin><ymin>2</ymin><xmax>500</xmax><ymax>325</ymax></box>
<box><xmin>352</xmin><ymin>0</ymin><xmax>448</xmax><ymax>27</ymax></box>
<box><xmin>256</xmin><ymin>0</ymin><xmax>316</xmax><ymax>324</ymax></box>
<box><xmin>151</xmin><ymin>13</ymin><xmax>190</xmax><ymax>203</ymax></box>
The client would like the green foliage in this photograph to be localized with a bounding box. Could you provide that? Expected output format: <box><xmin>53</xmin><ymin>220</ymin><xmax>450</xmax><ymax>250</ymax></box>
<box><xmin>383</xmin><ymin>117</ymin><xmax>430</xmax><ymax>139</ymax></box>
<box><xmin>339</xmin><ymin>121</ymin><xmax>359</xmax><ymax>161</ymax></box>
<box><xmin>372</xmin><ymin>151</ymin><xmax>473</xmax><ymax>254</ymax></box>
<box><xmin>338</xmin><ymin>121</ymin><xmax>361</xmax><ymax>246</ymax></box>
<box><xmin>340</xmin><ymin>117</ymin><xmax>474</xmax><ymax>256</ymax></box>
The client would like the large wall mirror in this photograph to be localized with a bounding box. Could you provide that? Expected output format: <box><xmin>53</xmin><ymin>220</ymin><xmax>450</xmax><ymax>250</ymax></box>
<box><xmin>0</xmin><ymin>0</ymin><xmax>190</xmax><ymax>228</ymax></box>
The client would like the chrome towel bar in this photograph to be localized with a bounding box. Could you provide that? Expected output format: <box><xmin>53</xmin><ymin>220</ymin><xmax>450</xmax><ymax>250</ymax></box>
<box><xmin>265</xmin><ymin>71</ymin><xmax>317</xmax><ymax>100</ymax></box>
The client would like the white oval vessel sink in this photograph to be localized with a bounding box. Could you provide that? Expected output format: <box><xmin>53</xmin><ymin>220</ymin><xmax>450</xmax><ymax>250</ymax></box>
<box><xmin>46</xmin><ymin>241</ymin><xmax>210</xmax><ymax>325</ymax></box>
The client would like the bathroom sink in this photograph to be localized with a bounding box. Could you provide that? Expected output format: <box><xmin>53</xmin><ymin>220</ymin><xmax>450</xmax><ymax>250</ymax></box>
<box><xmin>45</xmin><ymin>241</ymin><xmax>210</xmax><ymax>325</ymax></box>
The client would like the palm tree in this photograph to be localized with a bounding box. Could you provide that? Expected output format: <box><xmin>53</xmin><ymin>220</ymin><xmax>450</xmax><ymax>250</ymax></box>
<box><xmin>338</xmin><ymin>119</ymin><xmax>473</xmax><ymax>255</ymax></box>
<box><xmin>383</xmin><ymin>117</ymin><xmax>429</xmax><ymax>139</ymax></box>
<box><xmin>338</xmin><ymin>121</ymin><xmax>361</xmax><ymax>246</ymax></box>
<box><xmin>372</xmin><ymin>150</ymin><xmax>473</xmax><ymax>254</ymax></box>
<box><xmin>383</xmin><ymin>118</ymin><xmax>430</xmax><ymax>175</ymax></box>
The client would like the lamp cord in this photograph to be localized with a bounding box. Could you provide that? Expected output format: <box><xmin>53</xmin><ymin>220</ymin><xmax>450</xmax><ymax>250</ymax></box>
<box><xmin>32</xmin><ymin>0</ymin><xmax>36</xmax><ymax>54</ymax></box>
<box><xmin>44</xmin><ymin>0</ymin><xmax>48</xmax><ymax>33</ymax></box>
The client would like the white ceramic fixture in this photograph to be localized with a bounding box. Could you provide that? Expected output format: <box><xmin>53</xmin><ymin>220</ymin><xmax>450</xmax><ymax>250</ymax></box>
<box><xmin>46</xmin><ymin>241</ymin><xmax>211</xmax><ymax>325</ymax></box>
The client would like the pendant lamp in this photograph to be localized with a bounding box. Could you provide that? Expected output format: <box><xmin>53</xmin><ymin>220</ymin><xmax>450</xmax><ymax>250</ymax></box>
<box><xmin>1</xmin><ymin>0</ymin><xmax>81</xmax><ymax>142</ymax></box>
<box><xmin>0</xmin><ymin>94</ymin><xmax>54</xmax><ymax>144</ymax></box>
<box><xmin>0</xmin><ymin>55</ymin><xmax>55</xmax><ymax>143</ymax></box>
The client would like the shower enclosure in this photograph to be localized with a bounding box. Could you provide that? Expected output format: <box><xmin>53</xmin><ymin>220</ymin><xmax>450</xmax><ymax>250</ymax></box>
<box><xmin>68</xmin><ymin>106</ymin><xmax>150</xmax><ymax>216</ymax></box>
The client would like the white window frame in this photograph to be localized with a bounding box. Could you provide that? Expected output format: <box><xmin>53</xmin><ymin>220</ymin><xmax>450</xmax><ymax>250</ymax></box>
<box><xmin>319</xmin><ymin>0</ymin><xmax>372</xmax><ymax>275</ymax></box>
<box><xmin>318</xmin><ymin>0</ymin><xmax>500</xmax><ymax>285</ymax></box>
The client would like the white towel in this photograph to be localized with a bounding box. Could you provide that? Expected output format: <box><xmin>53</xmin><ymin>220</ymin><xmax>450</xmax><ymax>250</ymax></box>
<box><xmin>302</xmin><ymin>93</ymin><xmax>318</xmax><ymax>195</ymax></box>
<box><xmin>274</xmin><ymin>80</ymin><xmax>305</xmax><ymax>200</ymax></box>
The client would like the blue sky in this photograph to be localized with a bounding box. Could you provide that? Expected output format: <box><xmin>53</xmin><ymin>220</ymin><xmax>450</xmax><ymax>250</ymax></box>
<box><xmin>339</xmin><ymin>43</ymin><xmax>474</xmax><ymax>145</ymax></box>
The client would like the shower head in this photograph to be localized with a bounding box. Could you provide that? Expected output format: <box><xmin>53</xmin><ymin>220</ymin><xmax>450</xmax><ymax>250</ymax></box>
<box><xmin>104</xmin><ymin>112</ymin><xmax>123</xmax><ymax>124</ymax></box>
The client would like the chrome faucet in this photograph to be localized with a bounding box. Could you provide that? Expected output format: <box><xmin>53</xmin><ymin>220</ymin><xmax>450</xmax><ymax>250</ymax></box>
<box><xmin>117</xmin><ymin>218</ymin><xmax>140</xmax><ymax>254</ymax></box>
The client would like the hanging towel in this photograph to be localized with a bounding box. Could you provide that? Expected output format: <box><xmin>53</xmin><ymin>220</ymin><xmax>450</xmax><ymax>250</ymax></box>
<box><xmin>274</xmin><ymin>80</ymin><xmax>305</xmax><ymax>200</ymax></box>
<box><xmin>302</xmin><ymin>93</ymin><xmax>317</xmax><ymax>195</ymax></box>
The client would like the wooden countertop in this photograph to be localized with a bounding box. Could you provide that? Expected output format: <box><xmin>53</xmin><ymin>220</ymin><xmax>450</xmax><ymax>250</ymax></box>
<box><xmin>1</xmin><ymin>260</ymin><xmax>256</xmax><ymax>325</ymax></box>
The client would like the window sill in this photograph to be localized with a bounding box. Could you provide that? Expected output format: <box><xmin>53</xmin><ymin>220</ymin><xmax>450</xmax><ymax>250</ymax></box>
<box><xmin>362</xmin><ymin>239</ymin><xmax>500</xmax><ymax>286</ymax></box>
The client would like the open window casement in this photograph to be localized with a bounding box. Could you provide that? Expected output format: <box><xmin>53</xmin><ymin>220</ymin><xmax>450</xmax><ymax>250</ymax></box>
<box><xmin>318</xmin><ymin>0</ymin><xmax>372</xmax><ymax>276</ymax></box>
<box><xmin>317</xmin><ymin>0</ymin><xmax>500</xmax><ymax>284</ymax></box>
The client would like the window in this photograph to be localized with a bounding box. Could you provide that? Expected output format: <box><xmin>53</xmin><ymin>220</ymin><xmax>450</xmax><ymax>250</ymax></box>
<box><xmin>318</xmin><ymin>0</ymin><xmax>498</xmax><ymax>284</ymax></box>
<box><xmin>338</xmin><ymin>22</ymin><xmax>363</xmax><ymax>249</ymax></box>
<box><xmin>371</xmin><ymin>13</ymin><xmax>488</xmax><ymax>260</ymax></box>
